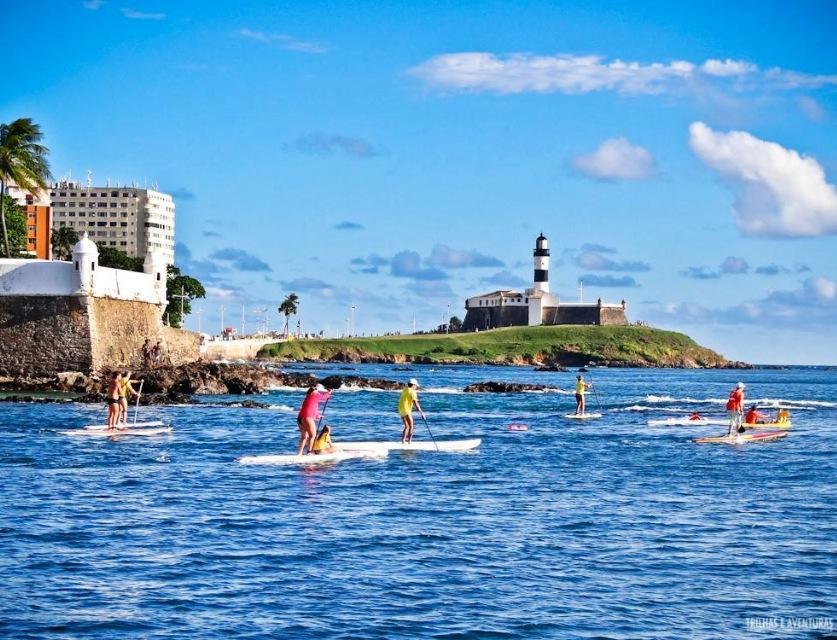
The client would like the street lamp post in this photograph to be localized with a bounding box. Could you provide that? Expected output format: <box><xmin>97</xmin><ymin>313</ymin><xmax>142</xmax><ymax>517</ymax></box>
<box><xmin>446</xmin><ymin>303</ymin><xmax>451</xmax><ymax>334</ymax></box>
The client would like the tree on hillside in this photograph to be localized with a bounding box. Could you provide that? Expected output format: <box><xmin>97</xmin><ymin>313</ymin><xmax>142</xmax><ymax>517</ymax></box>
<box><xmin>165</xmin><ymin>265</ymin><xmax>206</xmax><ymax>328</ymax></box>
<box><xmin>278</xmin><ymin>293</ymin><xmax>299</xmax><ymax>336</ymax></box>
<box><xmin>0</xmin><ymin>118</ymin><xmax>51</xmax><ymax>258</ymax></box>
<box><xmin>96</xmin><ymin>244</ymin><xmax>143</xmax><ymax>271</ymax></box>
<box><xmin>449</xmin><ymin>316</ymin><xmax>463</xmax><ymax>332</ymax></box>
<box><xmin>1</xmin><ymin>195</ymin><xmax>28</xmax><ymax>256</ymax></box>
<box><xmin>51</xmin><ymin>227</ymin><xmax>79</xmax><ymax>260</ymax></box>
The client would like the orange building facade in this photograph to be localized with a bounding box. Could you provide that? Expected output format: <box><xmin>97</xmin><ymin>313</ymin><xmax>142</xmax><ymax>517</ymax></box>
<box><xmin>24</xmin><ymin>201</ymin><xmax>52</xmax><ymax>260</ymax></box>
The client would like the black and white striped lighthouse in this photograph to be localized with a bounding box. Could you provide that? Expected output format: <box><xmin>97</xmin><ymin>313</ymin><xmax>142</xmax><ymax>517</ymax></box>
<box><xmin>533</xmin><ymin>233</ymin><xmax>550</xmax><ymax>293</ymax></box>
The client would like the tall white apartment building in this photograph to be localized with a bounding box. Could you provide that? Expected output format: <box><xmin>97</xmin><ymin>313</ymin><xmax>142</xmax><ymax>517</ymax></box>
<box><xmin>48</xmin><ymin>180</ymin><xmax>175</xmax><ymax>264</ymax></box>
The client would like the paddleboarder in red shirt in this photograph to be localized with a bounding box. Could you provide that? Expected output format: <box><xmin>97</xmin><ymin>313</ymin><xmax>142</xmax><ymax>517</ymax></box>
<box><xmin>726</xmin><ymin>382</ymin><xmax>745</xmax><ymax>437</ymax></box>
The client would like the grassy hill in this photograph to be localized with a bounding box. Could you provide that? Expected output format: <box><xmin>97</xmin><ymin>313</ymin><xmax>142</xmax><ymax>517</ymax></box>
<box><xmin>257</xmin><ymin>325</ymin><xmax>732</xmax><ymax>368</ymax></box>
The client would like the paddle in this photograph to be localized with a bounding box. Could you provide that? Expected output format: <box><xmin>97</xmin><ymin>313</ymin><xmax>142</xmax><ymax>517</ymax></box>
<box><xmin>587</xmin><ymin>371</ymin><xmax>603</xmax><ymax>413</ymax></box>
<box><xmin>316</xmin><ymin>395</ymin><xmax>331</xmax><ymax>432</ymax></box>
<box><xmin>421</xmin><ymin>414</ymin><xmax>440</xmax><ymax>452</ymax></box>
<box><xmin>133</xmin><ymin>380</ymin><xmax>145</xmax><ymax>426</ymax></box>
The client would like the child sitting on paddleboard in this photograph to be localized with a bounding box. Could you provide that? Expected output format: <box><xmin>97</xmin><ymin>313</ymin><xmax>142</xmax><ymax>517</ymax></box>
<box><xmin>311</xmin><ymin>425</ymin><xmax>338</xmax><ymax>455</ymax></box>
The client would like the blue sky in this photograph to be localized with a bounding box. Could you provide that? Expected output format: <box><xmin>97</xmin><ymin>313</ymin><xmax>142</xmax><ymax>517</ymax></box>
<box><xmin>3</xmin><ymin>0</ymin><xmax>836</xmax><ymax>364</ymax></box>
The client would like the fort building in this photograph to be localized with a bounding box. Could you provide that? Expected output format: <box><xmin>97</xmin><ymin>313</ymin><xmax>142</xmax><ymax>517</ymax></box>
<box><xmin>0</xmin><ymin>233</ymin><xmax>198</xmax><ymax>376</ymax></box>
<box><xmin>462</xmin><ymin>233</ymin><xmax>629</xmax><ymax>331</ymax></box>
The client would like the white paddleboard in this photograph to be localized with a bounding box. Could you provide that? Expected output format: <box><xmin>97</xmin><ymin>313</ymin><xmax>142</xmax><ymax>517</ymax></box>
<box><xmin>83</xmin><ymin>421</ymin><xmax>165</xmax><ymax>430</ymax></box>
<box><xmin>563</xmin><ymin>413</ymin><xmax>602</xmax><ymax>420</ymax></box>
<box><xmin>237</xmin><ymin>449</ymin><xmax>388</xmax><ymax>465</ymax></box>
<box><xmin>61</xmin><ymin>426</ymin><xmax>172</xmax><ymax>437</ymax></box>
<box><xmin>335</xmin><ymin>438</ymin><xmax>481</xmax><ymax>452</ymax></box>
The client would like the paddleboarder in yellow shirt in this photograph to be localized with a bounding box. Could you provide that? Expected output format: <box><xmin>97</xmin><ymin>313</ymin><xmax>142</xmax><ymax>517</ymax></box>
<box><xmin>398</xmin><ymin>378</ymin><xmax>426</xmax><ymax>444</ymax></box>
<box><xmin>575</xmin><ymin>375</ymin><xmax>593</xmax><ymax>416</ymax></box>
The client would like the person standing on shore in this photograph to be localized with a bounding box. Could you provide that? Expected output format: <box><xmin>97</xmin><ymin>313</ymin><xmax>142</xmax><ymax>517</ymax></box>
<box><xmin>398</xmin><ymin>378</ymin><xmax>425</xmax><ymax>444</ymax></box>
<box><xmin>296</xmin><ymin>384</ymin><xmax>331</xmax><ymax>456</ymax></box>
<box><xmin>726</xmin><ymin>382</ymin><xmax>745</xmax><ymax>437</ymax></box>
<box><xmin>106</xmin><ymin>372</ymin><xmax>122</xmax><ymax>430</ymax></box>
<box><xmin>575</xmin><ymin>375</ymin><xmax>593</xmax><ymax>415</ymax></box>
<box><xmin>141</xmin><ymin>339</ymin><xmax>153</xmax><ymax>369</ymax></box>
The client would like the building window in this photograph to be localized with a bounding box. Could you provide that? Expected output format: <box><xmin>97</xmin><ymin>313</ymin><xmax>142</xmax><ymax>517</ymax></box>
<box><xmin>110</xmin><ymin>203</ymin><xmax>117</xmax><ymax>208</ymax></box>
<box><xmin>122</xmin><ymin>192</ymin><xmax>129</xmax><ymax>197</ymax></box>
<box><xmin>120</xmin><ymin>222</ymin><xmax>127</xmax><ymax>227</ymax></box>
<box><xmin>88</xmin><ymin>221</ymin><xmax>95</xmax><ymax>227</ymax></box>
<box><xmin>97</xmin><ymin>222</ymin><xmax>106</xmax><ymax>227</ymax></box>
<box><xmin>70</xmin><ymin>192</ymin><xmax>76</xmax><ymax>197</ymax></box>
<box><xmin>120</xmin><ymin>241</ymin><xmax>127</xmax><ymax>246</ymax></box>
<box><xmin>97</xmin><ymin>203</ymin><xmax>107</xmax><ymax>208</ymax></box>
<box><xmin>59</xmin><ymin>192</ymin><xmax>66</xmax><ymax>196</ymax></box>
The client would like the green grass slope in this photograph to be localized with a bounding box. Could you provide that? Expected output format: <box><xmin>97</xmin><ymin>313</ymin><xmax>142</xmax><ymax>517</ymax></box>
<box><xmin>258</xmin><ymin>325</ymin><xmax>730</xmax><ymax>367</ymax></box>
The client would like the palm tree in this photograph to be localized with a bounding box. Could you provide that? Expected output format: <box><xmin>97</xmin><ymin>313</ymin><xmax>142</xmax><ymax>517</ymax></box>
<box><xmin>0</xmin><ymin>118</ymin><xmax>52</xmax><ymax>258</ymax></box>
<box><xmin>278</xmin><ymin>293</ymin><xmax>299</xmax><ymax>336</ymax></box>
<box><xmin>51</xmin><ymin>226</ymin><xmax>79</xmax><ymax>261</ymax></box>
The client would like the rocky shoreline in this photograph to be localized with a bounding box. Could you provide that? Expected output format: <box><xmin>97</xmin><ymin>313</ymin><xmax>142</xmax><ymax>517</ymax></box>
<box><xmin>267</xmin><ymin>351</ymin><xmax>751</xmax><ymax>369</ymax></box>
<box><xmin>0</xmin><ymin>359</ymin><xmax>750</xmax><ymax>406</ymax></box>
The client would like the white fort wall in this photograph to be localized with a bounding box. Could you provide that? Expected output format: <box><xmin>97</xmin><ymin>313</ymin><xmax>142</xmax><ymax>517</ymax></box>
<box><xmin>0</xmin><ymin>260</ymin><xmax>164</xmax><ymax>305</ymax></box>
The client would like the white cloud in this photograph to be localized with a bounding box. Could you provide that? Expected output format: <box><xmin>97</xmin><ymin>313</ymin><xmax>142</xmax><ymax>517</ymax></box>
<box><xmin>121</xmin><ymin>8</ymin><xmax>166</xmax><ymax>20</ymax></box>
<box><xmin>408</xmin><ymin>52</ymin><xmax>837</xmax><ymax>96</ymax></box>
<box><xmin>83</xmin><ymin>0</ymin><xmax>103</xmax><ymax>9</ymax></box>
<box><xmin>798</xmin><ymin>96</ymin><xmax>826</xmax><ymax>122</ymax></box>
<box><xmin>571</xmin><ymin>137</ymin><xmax>655</xmax><ymax>182</ymax></box>
<box><xmin>408</xmin><ymin>53</ymin><xmax>695</xmax><ymax>95</ymax></box>
<box><xmin>689</xmin><ymin>121</ymin><xmax>837</xmax><ymax>237</ymax></box>
<box><xmin>720</xmin><ymin>256</ymin><xmax>749</xmax><ymax>274</ymax></box>
<box><xmin>700</xmin><ymin>59</ymin><xmax>756</xmax><ymax>77</ymax></box>
<box><xmin>237</xmin><ymin>29</ymin><xmax>328</xmax><ymax>54</ymax></box>
<box><xmin>656</xmin><ymin>275</ymin><xmax>837</xmax><ymax>329</ymax></box>
<box><xmin>426</xmin><ymin>245</ymin><xmax>504</xmax><ymax>268</ymax></box>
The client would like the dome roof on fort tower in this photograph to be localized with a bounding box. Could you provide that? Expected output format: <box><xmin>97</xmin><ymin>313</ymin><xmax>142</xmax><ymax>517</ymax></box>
<box><xmin>537</xmin><ymin>233</ymin><xmax>547</xmax><ymax>241</ymax></box>
<box><xmin>72</xmin><ymin>232</ymin><xmax>98</xmax><ymax>256</ymax></box>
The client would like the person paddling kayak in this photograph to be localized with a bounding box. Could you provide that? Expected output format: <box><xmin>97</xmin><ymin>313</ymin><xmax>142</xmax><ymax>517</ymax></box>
<box><xmin>726</xmin><ymin>382</ymin><xmax>745</xmax><ymax>437</ymax></box>
<box><xmin>297</xmin><ymin>384</ymin><xmax>331</xmax><ymax>455</ymax></box>
<box><xmin>398</xmin><ymin>378</ymin><xmax>426</xmax><ymax>444</ymax></box>
<box><xmin>744</xmin><ymin>405</ymin><xmax>767</xmax><ymax>425</ymax></box>
<box><xmin>575</xmin><ymin>375</ymin><xmax>593</xmax><ymax>415</ymax></box>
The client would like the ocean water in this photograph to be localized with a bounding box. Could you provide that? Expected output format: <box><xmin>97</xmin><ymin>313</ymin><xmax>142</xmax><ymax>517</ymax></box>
<box><xmin>1</xmin><ymin>364</ymin><xmax>835</xmax><ymax>639</ymax></box>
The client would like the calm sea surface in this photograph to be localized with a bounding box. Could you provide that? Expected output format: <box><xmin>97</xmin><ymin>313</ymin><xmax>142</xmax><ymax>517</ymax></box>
<box><xmin>1</xmin><ymin>364</ymin><xmax>835</xmax><ymax>639</ymax></box>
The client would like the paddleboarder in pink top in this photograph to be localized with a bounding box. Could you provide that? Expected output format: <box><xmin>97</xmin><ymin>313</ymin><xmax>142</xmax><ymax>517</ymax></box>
<box><xmin>297</xmin><ymin>384</ymin><xmax>331</xmax><ymax>455</ymax></box>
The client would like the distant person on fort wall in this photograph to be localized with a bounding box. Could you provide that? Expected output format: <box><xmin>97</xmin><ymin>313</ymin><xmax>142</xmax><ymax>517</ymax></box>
<box><xmin>575</xmin><ymin>375</ymin><xmax>592</xmax><ymax>416</ymax></box>
<box><xmin>154</xmin><ymin>340</ymin><xmax>164</xmax><ymax>366</ymax></box>
<box><xmin>118</xmin><ymin>371</ymin><xmax>141</xmax><ymax>425</ymax></box>
<box><xmin>726</xmin><ymin>382</ymin><xmax>746</xmax><ymax>437</ymax></box>
<box><xmin>141</xmin><ymin>338</ymin><xmax>153</xmax><ymax>368</ymax></box>
<box><xmin>296</xmin><ymin>384</ymin><xmax>331</xmax><ymax>456</ymax></box>
<box><xmin>142</xmin><ymin>338</ymin><xmax>153</xmax><ymax>367</ymax></box>
<box><xmin>106</xmin><ymin>372</ymin><xmax>122</xmax><ymax>430</ymax></box>
<box><xmin>744</xmin><ymin>405</ymin><xmax>767</xmax><ymax>425</ymax></box>
<box><xmin>398</xmin><ymin>378</ymin><xmax>425</xmax><ymax>444</ymax></box>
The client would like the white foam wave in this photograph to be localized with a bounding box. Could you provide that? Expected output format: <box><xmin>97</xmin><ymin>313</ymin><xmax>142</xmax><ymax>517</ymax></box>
<box><xmin>647</xmin><ymin>417</ymin><xmax>727</xmax><ymax>427</ymax></box>
<box><xmin>644</xmin><ymin>395</ymin><xmax>832</xmax><ymax>409</ymax></box>
<box><xmin>522</xmin><ymin>388</ymin><xmax>573</xmax><ymax>395</ymax></box>
<box><xmin>268</xmin><ymin>404</ymin><xmax>293</xmax><ymax>412</ymax></box>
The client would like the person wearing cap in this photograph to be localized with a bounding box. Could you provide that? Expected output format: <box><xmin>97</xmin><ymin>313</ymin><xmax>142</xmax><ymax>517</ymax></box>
<box><xmin>398</xmin><ymin>378</ymin><xmax>426</xmax><ymax>444</ymax></box>
<box><xmin>297</xmin><ymin>383</ymin><xmax>332</xmax><ymax>455</ymax></box>
<box><xmin>574</xmin><ymin>375</ymin><xmax>593</xmax><ymax>416</ymax></box>
<box><xmin>725</xmin><ymin>382</ymin><xmax>746</xmax><ymax>437</ymax></box>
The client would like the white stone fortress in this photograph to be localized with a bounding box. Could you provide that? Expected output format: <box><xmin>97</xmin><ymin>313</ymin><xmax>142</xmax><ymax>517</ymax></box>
<box><xmin>462</xmin><ymin>233</ymin><xmax>629</xmax><ymax>331</ymax></box>
<box><xmin>0</xmin><ymin>234</ymin><xmax>198</xmax><ymax>374</ymax></box>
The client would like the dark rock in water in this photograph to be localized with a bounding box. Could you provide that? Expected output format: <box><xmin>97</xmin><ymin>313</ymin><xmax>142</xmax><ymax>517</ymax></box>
<box><xmin>463</xmin><ymin>381</ymin><xmax>564</xmax><ymax>393</ymax></box>
<box><xmin>533</xmin><ymin>364</ymin><xmax>567</xmax><ymax>372</ymax></box>
<box><xmin>318</xmin><ymin>375</ymin><xmax>401</xmax><ymax>391</ymax></box>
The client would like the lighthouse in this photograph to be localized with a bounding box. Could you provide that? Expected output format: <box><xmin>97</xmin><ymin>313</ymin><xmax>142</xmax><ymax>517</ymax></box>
<box><xmin>533</xmin><ymin>233</ymin><xmax>549</xmax><ymax>293</ymax></box>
